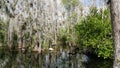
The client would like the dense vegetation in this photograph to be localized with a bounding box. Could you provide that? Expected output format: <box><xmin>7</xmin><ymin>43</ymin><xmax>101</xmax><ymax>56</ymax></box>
<box><xmin>0</xmin><ymin>0</ymin><xmax>113</xmax><ymax>59</ymax></box>
<box><xmin>75</xmin><ymin>7</ymin><xmax>113</xmax><ymax>59</ymax></box>
<box><xmin>0</xmin><ymin>7</ymin><xmax>113</xmax><ymax>59</ymax></box>
<box><xmin>0</xmin><ymin>0</ymin><xmax>115</xmax><ymax>68</ymax></box>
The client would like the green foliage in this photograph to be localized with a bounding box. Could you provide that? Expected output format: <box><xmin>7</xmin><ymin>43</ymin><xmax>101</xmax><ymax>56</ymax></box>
<box><xmin>59</xmin><ymin>28</ymin><xmax>72</xmax><ymax>45</ymax></box>
<box><xmin>0</xmin><ymin>30</ymin><xmax>4</xmax><ymax>43</ymax></box>
<box><xmin>58</xmin><ymin>25</ymin><xmax>77</xmax><ymax>47</ymax></box>
<box><xmin>62</xmin><ymin>0</ymin><xmax>78</xmax><ymax>6</ymax></box>
<box><xmin>0</xmin><ymin>18</ymin><xmax>5</xmax><ymax>43</ymax></box>
<box><xmin>75</xmin><ymin>7</ymin><xmax>113</xmax><ymax>59</ymax></box>
<box><xmin>62</xmin><ymin>0</ymin><xmax>79</xmax><ymax>11</ymax></box>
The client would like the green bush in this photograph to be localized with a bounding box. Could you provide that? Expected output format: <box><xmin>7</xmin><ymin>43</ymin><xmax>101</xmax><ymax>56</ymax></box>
<box><xmin>58</xmin><ymin>28</ymin><xmax>72</xmax><ymax>45</ymax></box>
<box><xmin>75</xmin><ymin>7</ymin><xmax>113</xmax><ymax>59</ymax></box>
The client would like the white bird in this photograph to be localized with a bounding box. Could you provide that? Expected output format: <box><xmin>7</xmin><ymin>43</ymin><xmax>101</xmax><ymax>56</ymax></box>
<box><xmin>49</xmin><ymin>48</ymin><xmax>54</xmax><ymax>51</ymax></box>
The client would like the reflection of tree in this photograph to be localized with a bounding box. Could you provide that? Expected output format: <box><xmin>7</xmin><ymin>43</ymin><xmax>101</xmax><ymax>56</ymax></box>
<box><xmin>3</xmin><ymin>51</ymin><xmax>18</xmax><ymax>68</ymax></box>
<box><xmin>33</xmin><ymin>53</ymin><xmax>40</xmax><ymax>67</ymax></box>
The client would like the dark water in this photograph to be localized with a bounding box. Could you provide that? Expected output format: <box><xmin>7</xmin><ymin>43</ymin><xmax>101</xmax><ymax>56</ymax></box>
<box><xmin>0</xmin><ymin>46</ymin><xmax>113</xmax><ymax>68</ymax></box>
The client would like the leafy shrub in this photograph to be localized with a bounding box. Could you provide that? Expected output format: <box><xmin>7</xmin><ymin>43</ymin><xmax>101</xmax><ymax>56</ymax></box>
<box><xmin>75</xmin><ymin>7</ymin><xmax>113</xmax><ymax>59</ymax></box>
<box><xmin>58</xmin><ymin>28</ymin><xmax>72</xmax><ymax>45</ymax></box>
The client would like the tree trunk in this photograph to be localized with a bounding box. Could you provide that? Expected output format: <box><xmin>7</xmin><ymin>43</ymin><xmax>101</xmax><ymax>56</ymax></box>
<box><xmin>110</xmin><ymin>0</ymin><xmax>120</xmax><ymax>68</ymax></box>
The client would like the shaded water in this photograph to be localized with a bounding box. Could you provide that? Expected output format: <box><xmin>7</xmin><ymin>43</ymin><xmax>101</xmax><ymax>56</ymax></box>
<box><xmin>0</xmin><ymin>46</ymin><xmax>113</xmax><ymax>68</ymax></box>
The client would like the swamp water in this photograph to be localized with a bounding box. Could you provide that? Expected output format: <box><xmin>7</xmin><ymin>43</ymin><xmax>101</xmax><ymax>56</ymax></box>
<box><xmin>0</xmin><ymin>46</ymin><xmax>113</xmax><ymax>68</ymax></box>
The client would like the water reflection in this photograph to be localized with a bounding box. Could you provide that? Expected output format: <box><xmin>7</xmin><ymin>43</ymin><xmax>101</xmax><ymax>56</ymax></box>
<box><xmin>0</xmin><ymin>46</ymin><xmax>112</xmax><ymax>68</ymax></box>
